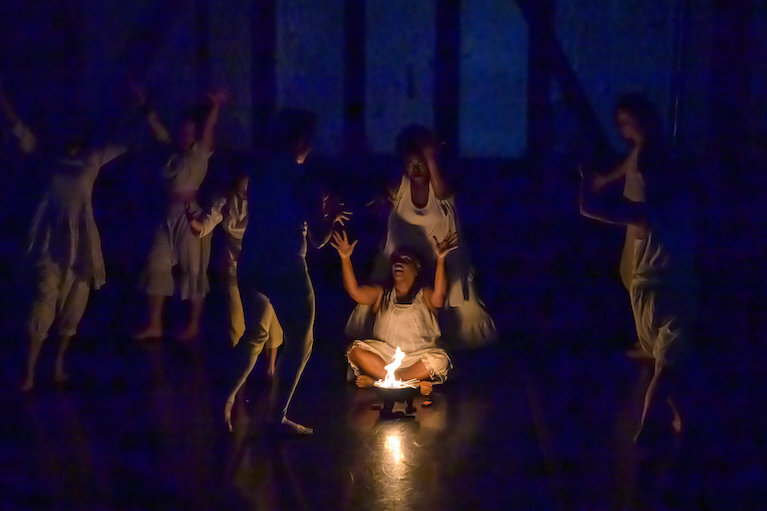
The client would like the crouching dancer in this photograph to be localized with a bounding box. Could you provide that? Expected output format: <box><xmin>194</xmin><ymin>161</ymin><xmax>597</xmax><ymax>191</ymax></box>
<box><xmin>331</xmin><ymin>230</ymin><xmax>456</xmax><ymax>396</ymax></box>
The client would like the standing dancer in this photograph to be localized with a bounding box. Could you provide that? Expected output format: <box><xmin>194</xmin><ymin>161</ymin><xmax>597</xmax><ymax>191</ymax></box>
<box><xmin>580</xmin><ymin>139</ymin><xmax>696</xmax><ymax>443</ymax></box>
<box><xmin>130</xmin><ymin>79</ymin><xmax>228</xmax><ymax>341</ymax></box>
<box><xmin>225</xmin><ymin>109</ymin><xmax>349</xmax><ymax>434</ymax></box>
<box><xmin>188</xmin><ymin>173</ymin><xmax>282</xmax><ymax>375</ymax></box>
<box><xmin>591</xmin><ymin>95</ymin><xmax>662</xmax><ymax>296</ymax></box>
<box><xmin>1</xmin><ymin>84</ymin><xmax>127</xmax><ymax>391</ymax></box>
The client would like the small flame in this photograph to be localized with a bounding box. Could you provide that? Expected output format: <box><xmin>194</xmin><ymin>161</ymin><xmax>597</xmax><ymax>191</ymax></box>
<box><xmin>375</xmin><ymin>347</ymin><xmax>417</xmax><ymax>389</ymax></box>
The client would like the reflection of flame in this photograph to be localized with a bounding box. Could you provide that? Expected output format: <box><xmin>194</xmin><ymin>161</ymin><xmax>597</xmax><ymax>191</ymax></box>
<box><xmin>385</xmin><ymin>434</ymin><xmax>403</xmax><ymax>463</ymax></box>
<box><xmin>375</xmin><ymin>347</ymin><xmax>417</xmax><ymax>389</ymax></box>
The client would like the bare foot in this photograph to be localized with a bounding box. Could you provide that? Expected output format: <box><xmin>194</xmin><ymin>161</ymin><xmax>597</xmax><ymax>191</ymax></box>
<box><xmin>417</xmin><ymin>381</ymin><xmax>433</xmax><ymax>396</ymax></box>
<box><xmin>176</xmin><ymin>325</ymin><xmax>200</xmax><ymax>343</ymax></box>
<box><xmin>268</xmin><ymin>417</ymin><xmax>313</xmax><ymax>436</ymax></box>
<box><xmin>669</xmin><ymin>397</ymin><xmax>682</xmax><ymax>434</ymax></box>
<box><xmin>224</xmin><ymin>399</ymin><xmax>234</xmax><ymax>433</ymax></box>
<box><xmin>134</xmin><ymin>325</ymin><xmax>163</xmax><ymax>341</ymax></box>
<box><xmin>54</xmin><ymin>369</ymin><xmax>69</xmax><ymax>385</ymax></box>
<box><xmin>355</xmin><ymin>375</ymin><xmax>376</xmax><ymax>388</ymax></box>
<box><xmin>20</xmin><ymin>377</ymin><xmax>34</xmax><ymax>393</ymax></box>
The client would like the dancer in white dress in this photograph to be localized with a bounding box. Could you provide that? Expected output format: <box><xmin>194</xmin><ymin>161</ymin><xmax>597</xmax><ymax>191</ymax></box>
<box><xmin>592</xmin><ymin>94</ymin><xmax>666</xmax><ymax>287</ymax></box>
<box><xmin>1</xmin><ymin>85</ymin><xmax>127</xmax><ymax>391</ymax></box>
<box><xmin>188</xmin><ymin>173</ymin><xmax>283</xmax><ymax>375</ymax></box>
<box><xmin>349</xmin><ymin>125</ymin><xmax>496</xmax><ymax>349</ymax></box>
<box><xmin>581</xmin><ymin>140</ymin><xmax>697</xmax><ymax>444</ymax></box>
<box><xmin>590</xmin><ymin>94</ymin><xmax>670</xmax><ymax>359</ymax></box>
<box><xmin>130</xmin><ymin>78</ymin><xmax>228</xmax><ymax>342</ymax></box>
<box><xmin>333</xmin><ymin>230</ymin><xmax>456</xmax><ymax>396</ymax></box>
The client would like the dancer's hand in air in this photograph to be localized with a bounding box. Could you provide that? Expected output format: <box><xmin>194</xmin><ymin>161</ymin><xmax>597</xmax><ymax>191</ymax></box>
<box><xmin>331</xmin><ymin>230</ymin><xmax>358</xmax><ymax>259</ymax></box>
<box><xmin>207</xmin><ymin>89</ymin><xmax>230</xmax><ymax>107</ymax></box>
<box><xmin>324</xmin><ymin>193</ymin><xmax>352</xmax><ymax>226</ymax></box>
<box><xmin>434</xmin><ymin>231</ymin><xmax>458</xmax><ymax>259</ymax></box>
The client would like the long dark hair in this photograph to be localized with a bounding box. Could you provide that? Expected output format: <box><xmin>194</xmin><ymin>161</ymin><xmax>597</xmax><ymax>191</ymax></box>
<box><xmin>614</xmin><ymin>93</ymin><xmax>664</xmax><ymax>145</ymax></box>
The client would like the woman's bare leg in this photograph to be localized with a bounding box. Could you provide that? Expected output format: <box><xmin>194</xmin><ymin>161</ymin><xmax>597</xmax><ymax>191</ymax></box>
<box><xmin>21</xmin><ymin>335</ymin><xmax>45</xmax><ymax>391</ymax></box>
<box><xmin>177</xmin><ymin>296</ymin><xmax>204</xmax><ymax>341</ymax></box>
<box><xmin>53</xmin><ymin>335</ymin><xmax>73</xmax><ymax>383</ymax></box>
<box><xmin>266</xmin><ymin>347</ymin><xmax>277</xmax><ymax>380</ymax></box>
<box><xmin>396</xmin><ymin>361</ymin><xmax>433</xmax><ymax>395</ymax></box>
<box><xmin>225</xmin><ymin>347</ymin><xmax>260</xmax><ymax>432</ymax></box>
<box><xmin>348</xmin><ymin>346</ymin><xmax>387</xmax><ymax>387</ymax></box>
<box><xmin>134</xmin><ymin>294</ymin><xmax>165</xmax><ymax>339</ymax></box>
<box><xmin>634</xmin><ymin>361</ymin><xmax>673</xmax><ymax>444</ymax></box>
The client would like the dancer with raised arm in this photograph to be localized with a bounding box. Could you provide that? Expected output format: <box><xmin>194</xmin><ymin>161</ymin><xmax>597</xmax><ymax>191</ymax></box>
<box><xmin>225</xmin><ymin>109</ymin><xmax>349</xmax><ymax>434</ymax></box>
<box><xmin>130</xmin><ymin>78</ymin><xmax>228</xmax><ymax>342</ymax></box>
<box><xmin>591</xmin><ymin>95</ymin><xmax>662</xmax><ymax>292</ymax></box>
<box><xmin>332</xmin><ymin>230</ymin><xmax>455</xmax><ymax>396</ymax></box>
<box><xmin>1</xmin><ymin>83</ymin><xmax>127</xmax><ymax>391</ymax></box>
<box><xmin>580</xmin><ymin>137</ymin><xmax>696</xmax><ymax>444</ymax></box>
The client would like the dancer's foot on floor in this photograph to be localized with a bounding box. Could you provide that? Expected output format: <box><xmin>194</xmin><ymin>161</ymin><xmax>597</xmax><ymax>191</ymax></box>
<box><xmin>224</xmin><ymin>399</ymin><xmax>234</xmax><ymax>433</ymax></box>
<box><xmin>669</xmin><ymin>397</ymin><xmax>682</xmax><ymax>434</ymax></box>
<box><xmin>176</xmin><ymin>325</ymin><xmax>200</xmax><ymax>343</ymax></box>
<box><xmin>417</xmin><ymin>381</ymin><xmax>433</xmax><ymax>396</ymax></box>
<box><xmin>355</xmin><ymin>375</ymin><xmax>376</xmax><ymax>388</ymax></box>
<box><xmin>20</xmin><ymin>376</ymin><xmax>34</xmax><ymax>393</ymax></box>
<box><xmin>53</xmin><ymin>369</ymin><xmax>69</xmax><ymax>385</ymax></box>
<box><xmin>267</xmin><ymin>417</ymin><xmax>313</xmax><ymax>436</ymax></box>
<box><xmin>133</xmin><ymin>325</ymin><xmax>163</xmax><ymax>341</ymax></box>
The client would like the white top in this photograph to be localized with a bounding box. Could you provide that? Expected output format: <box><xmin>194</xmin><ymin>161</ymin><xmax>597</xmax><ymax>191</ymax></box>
<box><xmin>373</xmin><ymin>289</ymin><xmax>441</xmax><ymax>354</ymax></box>
<box><xmin>197</xmin><ymin>192</ymin><xmax>248</xmax><ymax>271</ymax></box>
<box><xmin>27</xmin><ymin>145</ymin><xmax>127</xmax><ymax>289</ymax></box>
<box><xmin>162</xmin><ymin>143</ymin><xmax>213</xmax><ymax>195</ymax></box>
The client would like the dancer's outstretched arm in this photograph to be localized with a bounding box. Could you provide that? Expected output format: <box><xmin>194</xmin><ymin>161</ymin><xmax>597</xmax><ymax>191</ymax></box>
<box><xmin>200</xmin><ymin>89</ymin><xmax>228</xmax><ymax>153</ymax></box>
<box><xmin>0</xmin><ymin>79</ymin><xmax>37</xmax><ymax>153</ymax></box>
<box><xmin>331</xmin><ymin>230</ymin><xmax>382</xmax><ymax>305</ymax></box>
<box><xmin>580</xmin><ymin>166</ymin><xmax>646</xmax><ymax>227</ymax></box>
<box><xmin>128</xmin><ymin>75</ymin><xmax>171</xmax><ymax>143</ymax></box>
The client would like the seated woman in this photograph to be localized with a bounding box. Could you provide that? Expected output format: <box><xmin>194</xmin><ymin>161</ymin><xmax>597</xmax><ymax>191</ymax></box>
<box><xmin>331</xmin><ymin>230</ymin><xmax>456</xmax><ymax>396</ymax></box>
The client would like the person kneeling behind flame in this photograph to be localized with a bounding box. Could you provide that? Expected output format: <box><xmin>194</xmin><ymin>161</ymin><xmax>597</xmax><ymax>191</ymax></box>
<box><xmin>331</xmin><ymin>230</ymin><xmax>456</xmax><ymax>396</ymax></box>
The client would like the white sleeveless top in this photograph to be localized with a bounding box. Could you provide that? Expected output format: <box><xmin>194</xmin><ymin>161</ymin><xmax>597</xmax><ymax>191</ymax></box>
<box><xmin>373</xmin><ymin>289</ymin><xmax>441</xmax><ymax>354</ymax></box>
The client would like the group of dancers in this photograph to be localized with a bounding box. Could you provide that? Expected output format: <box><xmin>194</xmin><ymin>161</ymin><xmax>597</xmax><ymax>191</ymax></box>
<box><xmin>2</xmin><ymin>74</ymin><xmax>694</xmax><ymax>442</ymax></box>
<box><xmin>1</xmin><ymin>78</ymin><xmax>496</xmax><ymax>435</ymax></box>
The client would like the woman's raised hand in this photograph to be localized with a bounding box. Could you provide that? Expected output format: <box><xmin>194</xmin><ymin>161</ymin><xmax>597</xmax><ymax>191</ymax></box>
<box><xmin>331</xmin><ymin>230</ymin><xmax>358</xmax><ymax>259</ymax></box>
<box><xmin>207</xmin><ymin>89</ymin><xmax>230</xmax><ymax>107</ymax></box>
<box><xmin>434</xmin><ymin>231</ymin><xmax>458</xmax><ymax>259</ymax></box>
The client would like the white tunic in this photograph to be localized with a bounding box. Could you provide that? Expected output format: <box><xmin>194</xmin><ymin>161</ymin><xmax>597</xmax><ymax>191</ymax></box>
<box><xmin>619</xmin><ymin>146</ymin><xmax>646</xmax><ymax>290</ymax></box>
<box><xmin>373</xmin><ymin>289</ymin><xmax>441</xmax><ymax>353</ymax></box>
<box><xmin>27</xmin><ymin>145</ymin><xmax>126</xmax><ymax>289</ymax></box>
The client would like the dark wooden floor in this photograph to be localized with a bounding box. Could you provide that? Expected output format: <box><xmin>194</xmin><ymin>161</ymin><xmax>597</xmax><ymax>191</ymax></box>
<box><xmin>1</xmin><ymin>159</ymin><xmax>766</xmax><ymax>509</ymax></box>
<box><xmin>1</xmin><ymin>295</ymin><xmax>765</xmax><ymax>510</ymax></box>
